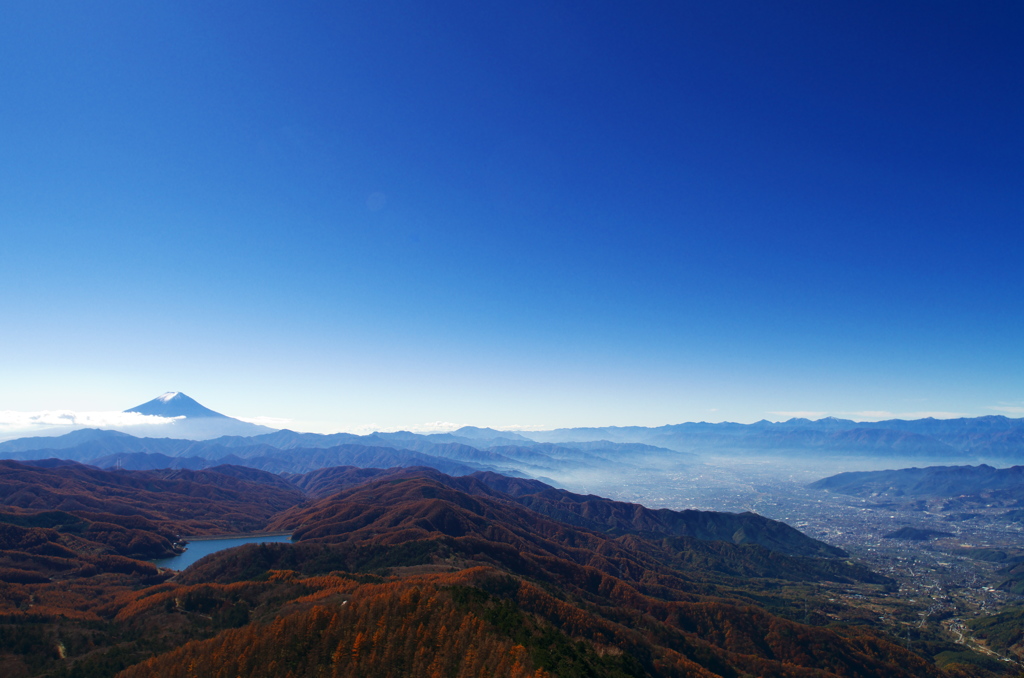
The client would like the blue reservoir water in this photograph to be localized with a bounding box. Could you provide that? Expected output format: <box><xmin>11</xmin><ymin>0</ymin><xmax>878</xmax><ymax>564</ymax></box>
<box><xmin>153</xmin><ymin>534</ymin><xmax>293</xmax><ymax>571</ymax></box>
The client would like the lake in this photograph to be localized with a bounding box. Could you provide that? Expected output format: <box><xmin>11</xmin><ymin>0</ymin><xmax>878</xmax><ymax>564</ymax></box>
<box><xmin>153</xmin><ymin>534</ymin><xmax>293</xmax><ymax>571</ymax></box>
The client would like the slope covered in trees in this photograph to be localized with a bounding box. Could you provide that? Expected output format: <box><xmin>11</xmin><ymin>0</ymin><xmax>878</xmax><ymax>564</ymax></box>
<box><xmin>465</xmin><ymin>470</ymin><xmax>845</xmax><ymax>557</ymax></box>
<box><xmin>0</xmin><ymin>464</ymin><xmax>1006</xmax><ymax>676</ymax></box>
<box><xmin>0</xmin><ymin>460</ymin><xmax>304</xmax><ymax>534</ymax></box>
<box><xmin>118</xmin><ymin>567</ymin><xmax>941</xmax><ymax>678</ymax></box>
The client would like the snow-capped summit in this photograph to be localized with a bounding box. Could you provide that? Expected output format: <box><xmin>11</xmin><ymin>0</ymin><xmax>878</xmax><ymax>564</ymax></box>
<box><xmin>125</xmin><ymin>392</ymin><xmax>228</xmax><ymax>419</ymax></box>
<box><xmin>116</xmin><ymin>392</ymin><xmax>278</xmax><ymax>439</ymax></box>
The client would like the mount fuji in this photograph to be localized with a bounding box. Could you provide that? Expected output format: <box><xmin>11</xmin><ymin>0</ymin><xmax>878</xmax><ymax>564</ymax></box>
<box><xmin>0</xmin><ymin>393</ymin><xmax>278</xmax><ymax>443</ymax></box>
<box><xmin>126</xmin><ymin>392</ymin><xmax>231</xmax><ymax>419</ymax></box>
<box><xmin>118</xmin><ymin>392</ymin><xmax>277</xmax><ymax>439</ymax></box>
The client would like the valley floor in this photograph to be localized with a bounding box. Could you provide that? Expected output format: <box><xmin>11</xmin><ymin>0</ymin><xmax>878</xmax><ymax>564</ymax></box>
<box><xmin>580</xmin><ymin>457</ymin><xmax>1024</xmax><ymax>671</ymax></box>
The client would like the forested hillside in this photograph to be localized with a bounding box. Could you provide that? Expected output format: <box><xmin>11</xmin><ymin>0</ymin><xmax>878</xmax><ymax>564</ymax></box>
<box><xmin>0</xmin><ymin>464</ymin><xmax>1005</xmax><ymax>677</ymax></box>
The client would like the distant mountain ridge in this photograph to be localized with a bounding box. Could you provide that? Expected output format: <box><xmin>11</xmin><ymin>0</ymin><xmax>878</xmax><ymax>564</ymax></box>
<box><xmin>523</xmin><ymin>415</ymin><xmax>1024</xmax><ymax>461</ymax></box>
<box><xmin>0</xmin><ymin>426</ymin><xmax>691</xmax><ymax>481</ymax></box>
<box><xmin>3</xmin><ymin>411</ymin><xmax>1024</xmax><ymax>481</ymax></box>
<box><xmin>9</xmin><ymin>391</ymin><xmax>1022</xmax><ymax>461</ymax></box>
<box><xmin>808</xmin><ymin>464</ymin><xmax>1024</xmax><ymax>498</ymax></box>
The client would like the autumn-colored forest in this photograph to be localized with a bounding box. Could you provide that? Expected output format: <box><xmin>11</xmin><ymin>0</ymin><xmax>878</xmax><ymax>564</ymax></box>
<box><xmin>0</xmin><ymin>461</ymin><xmax>1012</xmax><ymax>677</ymax></box>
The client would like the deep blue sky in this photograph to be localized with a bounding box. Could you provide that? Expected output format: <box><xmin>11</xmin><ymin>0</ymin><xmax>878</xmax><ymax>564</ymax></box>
<box><xmin>2</xmin><ymin>1</ymin><xmax>1022</xmax><ymax>432</ymax></box>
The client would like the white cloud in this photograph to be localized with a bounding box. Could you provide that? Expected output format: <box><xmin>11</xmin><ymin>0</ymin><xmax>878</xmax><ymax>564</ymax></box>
<box><xmin>844</xmin><ymin>411</ymin><xmax>896</xmax><ymax>420</ymax></box>
<box><xmin>407</xmin><ymin>421</ymin><xmax>463</xmax><ymax>433</ymax></box>
<box><xmin>339</xmin><ymin>424</ymin><xmax>385</xmax><ymax>435</ymax></box>
<box><xmin>767</xmin><ymin>411</ymin><xmax>829</xmax><ymax>419</ymax></box>
<box><xmin>988</xmin><ymin>405</ymin><xmax>1024</xmax><ymax>415</ymax></box>
<box><xmin>0</xmin><ymin>410</ymin><xmax>182</xmax><ymax>434</ymax></box>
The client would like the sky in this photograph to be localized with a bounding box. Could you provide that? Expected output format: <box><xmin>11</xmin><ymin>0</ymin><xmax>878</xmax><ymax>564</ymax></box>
<box><xmin>1</xmin><ymin>1</ymin><xmax>1022</xmax><ymax>434</ymax></box>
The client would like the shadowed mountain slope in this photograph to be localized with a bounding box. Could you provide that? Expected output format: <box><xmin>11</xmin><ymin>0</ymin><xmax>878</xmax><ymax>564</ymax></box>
<box><xmin>263</xmin><ymin>472</ymin><xmax>877</xmax><ymax>591</ymax></box>
<box><xmin>224</xmin><ymin>444</ymin><xmax>483</xmax><ymax>476</ymax></box>
<box><xmin>0</xmin><ymin>460</ymin><xmax>304</xmax><ymax>534</ymax></box>
<box><xmin>809</xmin><ymin>464</ymin><xmax>1024</xmax><ymax>498</ymax></box>
<box><xmin>0</xmin><ymin>505</ymin><xmax>176</xmax><ymax>578</ymax></box>
<box><xmin>466</xmin><ymin>471</ymin><xmax>844</xmax><ymax>557</ymax></box>
<box><xmin>275</xmin><ymin>466</ymin><xmax>842</xmax><ymax>558</ymax></box>
<box><xmin>0</xmin><ymin>428</ymin><xmax>162</xmax><ymax>455</ymax></box>
<box><xmin>283</xmin><ymin>465</ymin><xmax>395</xmax><ymax>497</ymax></box>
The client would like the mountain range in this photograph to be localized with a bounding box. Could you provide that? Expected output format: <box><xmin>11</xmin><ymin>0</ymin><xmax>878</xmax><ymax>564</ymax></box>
<box><xmin>4</xmin><ymin>394</ymin><xmax>1024</xmax><ymax>486</ymax></box>
<box><xmin>527</xmin><ymin>415</ymin><xmax>1024</xmax><ymax>461</ymax></box>
<box><xmin>7</xmin><ymin>393</ymin><xmax>1024</xmax><ymax>464</ymax></box>
<box><xmin>809</xmin><ymin>464</ymin><xmax>1024</xmax><ymax>499</ymax></box>
<box><xmin>0</xmin><ymin>420</ymin><xmax>690</xmax><ymax>482</ymax></box>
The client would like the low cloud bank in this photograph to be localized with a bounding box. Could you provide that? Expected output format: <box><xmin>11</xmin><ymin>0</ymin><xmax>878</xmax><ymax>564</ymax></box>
<box><xmin>0</xmin><ymin>410</ymin><xmax>182</xmax><ymax>437</ymax></box>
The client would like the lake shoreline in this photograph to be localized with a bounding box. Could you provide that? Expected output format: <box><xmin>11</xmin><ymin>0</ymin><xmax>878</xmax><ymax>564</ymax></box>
<box><xmin>180</xmin><ymin>531</ymin><xmax>292</xmax><ymax>542</ymax></box>
<box><xmin>154</xmin><ymin>533</ymin><xmax>294</xmax><ymax>571</ymax></box>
